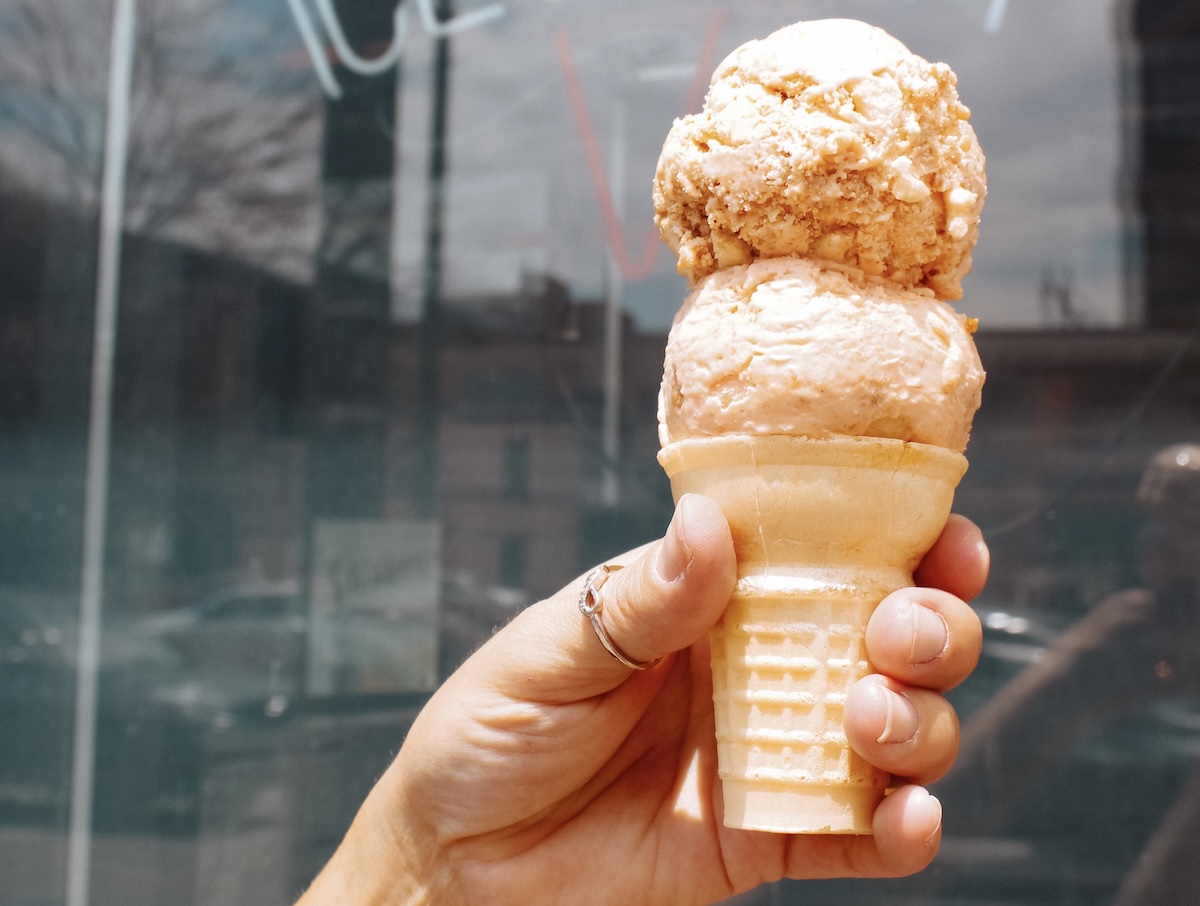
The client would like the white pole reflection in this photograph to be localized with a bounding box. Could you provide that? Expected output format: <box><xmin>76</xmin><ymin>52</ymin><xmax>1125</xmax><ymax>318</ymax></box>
<box><xmin>601</xmin><ymin>100</ymin><xmax>625</xmax><ymax>507</ymax></box>
<box><xmin>985</xmin><ymin>0</ymin><xmax>1010</xmax><ymax>33</ymax></box>
<box><xmin>66</xmin><ymin>1</ymin><xmax>137</xmax><ymax>904</ymax></box>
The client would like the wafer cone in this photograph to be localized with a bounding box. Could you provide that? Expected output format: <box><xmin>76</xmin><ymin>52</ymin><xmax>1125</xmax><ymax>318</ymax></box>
<box><xmin>658</xmin><ymin>435</ymin><xmax>968</xmax><ymax>834</ymax></box>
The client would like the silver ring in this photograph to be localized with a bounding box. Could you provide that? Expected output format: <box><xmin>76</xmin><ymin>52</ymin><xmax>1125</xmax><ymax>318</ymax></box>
<box><xmin>578</xmin><ymin>564</ymin><xmax>657</xmax><ymax>670</ymax></box>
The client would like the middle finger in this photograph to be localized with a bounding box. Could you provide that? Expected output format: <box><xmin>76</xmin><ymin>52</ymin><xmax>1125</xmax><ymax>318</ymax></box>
<box><xmin>865</xmin><ymin>587</ymin><xmax>982</xmax><ymax>692</ymax></box>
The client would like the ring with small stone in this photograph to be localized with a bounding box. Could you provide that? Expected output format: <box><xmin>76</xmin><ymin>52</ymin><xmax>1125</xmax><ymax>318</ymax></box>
<box><xmin>578</xmin><ymin>564</ymin><xmax>657</xmax><ymax>670</ymax></box>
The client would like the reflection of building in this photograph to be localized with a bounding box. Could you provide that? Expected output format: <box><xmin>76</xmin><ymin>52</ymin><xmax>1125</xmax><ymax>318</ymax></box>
<box><xmin>1123</xmin><ymin>0</ymin><xmax>1200</xmax><ymax>328</ymax></box>
<box><xmin>963</xmin><ymin>329</ymin><xmax>1200</xmax><ymax>612</ymax></box>
<box><xmin>0</xmin><ymin>193</ymin><xmax>671</xmax><ymax>640</ymax></box>
<box><xmin>399</xmin><ymin>275</ymin><xmax>671</xmax><ymax>604</ymax></box>
<box><xmin>7</xmin><ymin>183</ymin><xmax>1200</xmax><ymax>904</ymax></box>
<box><xmin>5</xmin><ymin>178</ymin><xmax>1200</xmax><ymax>637</ymax></box>
<box><xmin>4</xmin><ymin>187</ymin><xmax>1200</xmax><ymax>638</ymax></box>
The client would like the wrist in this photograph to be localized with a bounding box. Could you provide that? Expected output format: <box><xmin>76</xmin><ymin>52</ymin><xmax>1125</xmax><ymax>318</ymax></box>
<box><xmin>298</xmin><ymin>774</ymin><xmax>456</xmax><ymax>905</ymax></box>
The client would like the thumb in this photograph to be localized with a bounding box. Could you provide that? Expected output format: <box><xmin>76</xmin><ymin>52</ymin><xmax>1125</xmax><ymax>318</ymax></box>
<box><xmin>470</xmin><ymin>493</ymin><xmax>737</xmax><ymax>702</ymax></box>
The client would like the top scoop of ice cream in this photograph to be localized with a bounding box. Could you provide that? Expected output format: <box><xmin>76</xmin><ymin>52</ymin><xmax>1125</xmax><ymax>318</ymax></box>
<box><xmin>653</xmin><ymin>18</ymin><xmax>986</xmax><ymax>300</ymax></box>
<box><xmin>657</xmin><ymin>257</ymin><xmax>985</xmax><ymax>452</ymax></box>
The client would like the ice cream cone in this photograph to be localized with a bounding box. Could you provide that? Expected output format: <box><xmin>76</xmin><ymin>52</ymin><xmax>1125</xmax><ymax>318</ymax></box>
<box><xmin>658</xmin><ymin>434</ymin><xmax>968</xmax><ymax>834</ymax></box>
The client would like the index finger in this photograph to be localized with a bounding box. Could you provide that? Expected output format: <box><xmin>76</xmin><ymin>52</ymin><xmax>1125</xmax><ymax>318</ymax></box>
<box><xmin>913</xmin><ymin>514</ymin><xmax>989</xmax><ymax>601</ymax></box>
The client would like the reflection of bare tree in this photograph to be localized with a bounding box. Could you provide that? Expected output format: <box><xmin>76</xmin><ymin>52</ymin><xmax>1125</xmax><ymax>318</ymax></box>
<box><xmin>0</xmin><ymin>0</ymin><xmax>322</xmax><ymax>283</ymax></box>
<box><xmin>0</xmin><ymin>0</ymin><xmax>106</xmax><ymax>202</ymax></box>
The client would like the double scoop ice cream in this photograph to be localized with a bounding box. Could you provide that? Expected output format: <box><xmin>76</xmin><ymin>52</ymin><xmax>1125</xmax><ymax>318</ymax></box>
<box><xmin>653</xmin><ymin>19</ymin><xmax>986</xmax><ymax>834</ymax></box>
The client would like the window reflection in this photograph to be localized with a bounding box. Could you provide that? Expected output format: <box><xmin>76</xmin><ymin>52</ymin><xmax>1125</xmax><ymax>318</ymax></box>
<box><xmin>1128</xmin><ymin>0</ymin><xmax>1200</xmax><ymax>330</ymax></box>
<box><xmin>1</xmin><ymin>0</ymin><xmax>1200</xmax><ymax>904</ymax></box>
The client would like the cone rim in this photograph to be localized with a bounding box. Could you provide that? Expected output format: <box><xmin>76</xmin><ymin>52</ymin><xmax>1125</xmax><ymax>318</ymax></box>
<box><xmin>658</xmin><ymin>434</ymin><xmax>967</xmax><ymax>482</ymax></box>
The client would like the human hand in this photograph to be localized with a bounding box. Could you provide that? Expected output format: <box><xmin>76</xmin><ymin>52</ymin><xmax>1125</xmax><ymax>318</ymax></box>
<box><xmin>299</xmin><ymin>494</ymin><xmax>987</xmax><ymax>906</ymax></box>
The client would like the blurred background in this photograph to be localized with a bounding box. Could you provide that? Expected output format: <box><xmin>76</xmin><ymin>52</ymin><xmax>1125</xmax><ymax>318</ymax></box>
<box><xmin>3</xmin><ymin>0</ymin><xmax>1200</xmax><ymax>903</ymax></box>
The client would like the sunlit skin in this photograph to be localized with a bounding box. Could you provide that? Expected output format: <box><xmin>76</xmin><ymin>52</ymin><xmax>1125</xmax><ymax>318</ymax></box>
<box><xmin>299</xmin><ymin>496</ymin><xmax>987</xmax><ymax>906</ymax></box>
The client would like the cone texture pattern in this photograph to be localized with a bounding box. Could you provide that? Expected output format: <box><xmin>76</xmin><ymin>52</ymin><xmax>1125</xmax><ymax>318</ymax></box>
<box><xmin>658</xmin><ymin>435</ymin><xmax>967</xmax><ymax>833</ymax></box>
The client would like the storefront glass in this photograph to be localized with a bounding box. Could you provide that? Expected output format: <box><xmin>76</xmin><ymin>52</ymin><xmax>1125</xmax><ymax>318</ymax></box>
<box><xmin>2</xmin><ymin>1</ymin><xmax>1199</xmax><ymax>903</ymax></box>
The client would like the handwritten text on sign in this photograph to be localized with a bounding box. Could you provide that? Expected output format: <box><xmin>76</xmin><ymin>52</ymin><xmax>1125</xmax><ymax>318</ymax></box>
<box><xmin>285</xmin><ymin>0</ymin><xmax>506</xmax><ymax>99</ymax></box>
<box><xmin>285</xmin><ymin>0</ymin><xmax>1009</xmax><ymax>100</ymax></box>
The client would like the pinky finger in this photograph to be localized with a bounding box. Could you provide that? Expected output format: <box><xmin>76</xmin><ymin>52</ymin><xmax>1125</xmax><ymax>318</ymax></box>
<box><xmin>784</xmin><ymin>786</ymin><xmax>942</xmax><ymax>881</ymax></box>
<box><xmin>871</xmin><ymin>785</ymin><xmax>943</xmax><ymax>876</ymax></box>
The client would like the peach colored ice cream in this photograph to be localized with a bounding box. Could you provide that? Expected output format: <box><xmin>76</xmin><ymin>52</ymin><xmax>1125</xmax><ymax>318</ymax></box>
<box><xmin>655</xmin><ymin>18</ymin><xmax>986</xmax><ymax>452</ymax></box>
<box><xmin>653</xmin><ymin>18</ymin><xmax>986</xmax><ymax>301</ymax></box>
<box><xmin>657</xmin><ymin>257</ymin><xmax>983</xmax><ymax>452</ymax></box>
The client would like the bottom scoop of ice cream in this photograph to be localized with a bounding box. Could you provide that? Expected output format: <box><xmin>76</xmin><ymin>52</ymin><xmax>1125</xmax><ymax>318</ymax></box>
<box><xmin>657</xmin><ymin>256</ymin><xmax>984</xmax><ymax>452</ymax></box>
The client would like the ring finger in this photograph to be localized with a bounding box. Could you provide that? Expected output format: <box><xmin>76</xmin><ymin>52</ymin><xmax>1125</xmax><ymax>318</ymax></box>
<box><xmin>843</xmin><ymin>675</ymin><xmax>961</xmax><ymax>785</ymax></box>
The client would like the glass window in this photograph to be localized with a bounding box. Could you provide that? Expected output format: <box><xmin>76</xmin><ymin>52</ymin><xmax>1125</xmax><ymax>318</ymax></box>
<box><xmin>498</xmin><ymin>532</ymin><xmax>527</xmax><ymax>590</ymax></box>
<box><xmin>3</xmin><ymin>0</ymin><xmax>1200</xmax><ymax>904</ymax></box>
<box><xmin>502</xmin><ymin>435</ymin><xmax>531</xmax><ymax>500</ymax></box>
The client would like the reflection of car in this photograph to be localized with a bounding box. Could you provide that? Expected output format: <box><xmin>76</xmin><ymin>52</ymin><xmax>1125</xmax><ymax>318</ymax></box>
<box><xmin>144</xmin><ymin>579</ymin><xmax>442</xmax><ymax>696</ymax></box>
<box><xmin>947</xmin><ymin>605</ymin><xmax>1065</xmax><ymax>720</ymax></box>
<box><xmin>958</xmin><ymin>605</ymin><xmax>1200</xmax><ymax>762</ymax></box>
<box><xmin>0</xmin><ymin>592</ymin><xmax>80</xmax><ymax>823</ymax></box>
<box><xmin>439</xmin><ymin>570</ymin><xmax>528</xmax><ymax>675</ymax></box>
<box><xmin>0</xmin><ymin>589</ymin><xmax>293</xmax><ymax>834</ymax></box>
<box><xmin>798</xmin><ymin>601</ymin><xmax>1200</xmax><ymax>905</ymax></box>
<box><xmin>138</xmin><ymin>581</ymin><xmax>304</xmax><ymax>701</ymax></box>
<box><xmin>937</xmin><ymin>603</ymin><xmax>1200</xmax><ymax>904</ymax></box>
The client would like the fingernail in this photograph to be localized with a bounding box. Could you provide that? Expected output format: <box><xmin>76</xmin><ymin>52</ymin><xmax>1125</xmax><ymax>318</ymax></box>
<box><xmin>909</xmin><ymin>603</ymin><xmax>949</xmax><ymax>666</ymax></box>
<box><xmin>873</xmin><ymin>683</ymin><xmax>920</xmax><ymax>745</ymax></box>
<box><xmin>919</xmin><ymin>791</ymin><xmax>943</xmax><ymax>848</ymax></box>
<box><xmin>655</xmin><ymin>496</ymin><xmax>694</xmax><ymax>583</ymax></box>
